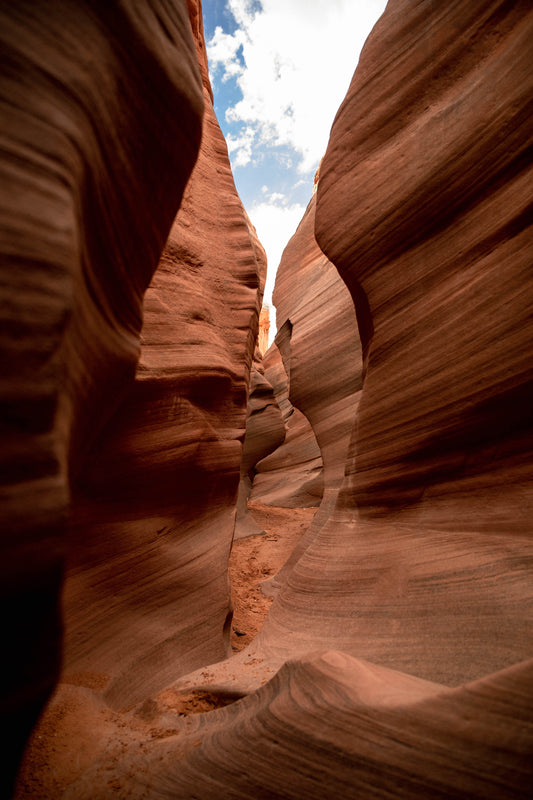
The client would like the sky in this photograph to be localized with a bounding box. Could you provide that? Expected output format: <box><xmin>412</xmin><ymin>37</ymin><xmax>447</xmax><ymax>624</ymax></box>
<box><xmin>201</xmin><ymin>0</ymin><xmax>387</xmax><ymax>317</ymax></box>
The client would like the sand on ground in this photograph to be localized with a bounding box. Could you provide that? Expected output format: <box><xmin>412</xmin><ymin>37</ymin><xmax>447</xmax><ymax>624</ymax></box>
<box><xmin>14</xmin><ymin>501</ymin><xmax>318</xmax><ymax>798</ymax></box>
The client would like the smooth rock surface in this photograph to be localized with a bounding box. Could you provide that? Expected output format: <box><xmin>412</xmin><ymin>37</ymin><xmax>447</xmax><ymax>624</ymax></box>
<box><xmin>235</xmin><ymin>350</ymin><xmax>285</xmax><ymax>539</ymax></box>
<box><xmin>0</xmin><ymin>1</ymin><xmax>203</xmax><ymax>791</ymax></box>
<box><xmin>123</xmin><ymin>2</ymin><xmax>533</xmax><ymax>796</ymax></box>
<box><xmin>251</xmin><ymin>342</ymin><xmax>324</xmax><ymax>508</ymax></box>
<box><xmin>8</xmin><ymin>1</ymin><xmax>533</xmax><ymax>797</ymax></box>
<box><xmin>261</xmin><ymin>189</ymin><xmax>362</xmax><ymax>592</ymax></box>
<box><xmin>63</xmin><ymin>4</ymin><xmax>266</xmax><ymax>710</ymax></box>
<box><xmin>273</xmin><ymin>190</ymin><xmax>362</xmax><ymax>509</ymax></box>
<box><xmin>83</xmin><ymin>652</ymin><xmax>533</xmax><ymax>800</ymax></box>
<box><xmin>293</xmin><ymin>0</ymin><xmax>533</xmax><ymax>683</ymax></box>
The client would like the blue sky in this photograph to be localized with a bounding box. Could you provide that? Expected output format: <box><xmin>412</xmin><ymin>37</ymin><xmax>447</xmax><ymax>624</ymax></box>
<box><xmin>201</xmin><ymin>0</ymin><xmax>387</xmax><ymax>311</ymax></box>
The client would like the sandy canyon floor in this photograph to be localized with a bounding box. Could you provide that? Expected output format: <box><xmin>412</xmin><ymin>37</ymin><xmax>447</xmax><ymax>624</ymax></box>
<box><xmin>14</xmin><ymin>502</ymin><xmax>318</xmax><ymax>798</ymax></box>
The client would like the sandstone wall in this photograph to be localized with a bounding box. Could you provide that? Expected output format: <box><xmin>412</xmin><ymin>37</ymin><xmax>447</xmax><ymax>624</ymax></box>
<box><xmin>140</xmin><ymin>3</ymin><xmax>533</xmax><ymax>797</ymax></box>
<box><xmin>234</xmin><ymin>349</ymin><xmax>285</xmax><ymax>539</ymax></box>
<box><xmin>0</xmin><ymin>1</ymin><xmax>203</xmax><ymax>791</ymax></box>
<box><xmin>257</xmin><ymin>191</ymin><xmax>361</xmax><ymax>591</ymax></box>
<box><xmin>251</xmin><ymin>341</ymin><xmax>324</xmax><ymax>508</ymax></box>
<box><xmin>7</xmin><ymin>1</ymin><xmax>533</xmax><ymax>797</ymax></box>
<box><xmin>273</xmin><ymin>191</ymin><xmax>362</xmax><ymax>507</ymax></box>
<box><xmin>62</xmin><ymin>5</ymin><xmax>265</xmax><ymax>711</ymax></box>
<box><xmin>305</xmin><ymin>0</ymin><xmax>533</xmax><ymax>683</ymax></box>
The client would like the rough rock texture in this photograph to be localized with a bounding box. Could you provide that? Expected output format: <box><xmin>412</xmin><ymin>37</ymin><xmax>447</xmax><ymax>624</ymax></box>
<box><xmin>0</xmin><ymin>1</ymin><xmax>203</xmax><ymax>792</ymax></box>
<box><xmin>62</xmin><ymin>8</ymin><xmax>265</xmax><ymax>711</ymax></box>
<box><xmin>250</xmin><ymin>341</ymin><xmax>324</xmax><ymax>508</ymax></box>
<box><xmin>234</xmin><ymin>350</ymin><xmax>285</xmax><ymax>539</ymax></box>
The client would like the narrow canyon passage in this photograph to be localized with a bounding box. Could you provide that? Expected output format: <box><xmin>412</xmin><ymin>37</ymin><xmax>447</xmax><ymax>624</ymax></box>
<box><xmin>229</xmin><ymin>502</ymin><xmax>318</xmax><ymax>653</ymax></box>
<box><xmin>13</xmin><ymin>502</ymin><xmax>318</xmax><ymax>798</ymax></box>
<box><xmin>2</xmin><ymin>0</ymin><xmax>533</xmax><ymax>798</ymax></box>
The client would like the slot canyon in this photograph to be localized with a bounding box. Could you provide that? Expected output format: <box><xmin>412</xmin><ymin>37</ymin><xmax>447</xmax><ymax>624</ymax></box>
<box><xmin>1</xmin><ymin>1</ymin><xmax>532</xmax><ymax>797</ymax></box>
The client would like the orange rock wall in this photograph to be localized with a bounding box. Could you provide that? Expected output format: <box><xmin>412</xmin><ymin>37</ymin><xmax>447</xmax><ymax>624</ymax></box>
<box><xmin>262</xmin><ymin>0</ymin><xmax>533</xmax><ymax>683</ymax></box>
<box><xmin>317</xmin><ymin>1</ymin><xmax>533</xmax><ymax>524</ymax></box>
<box><xmin>63</xmin><ymin>4</ymin><xmax>266</xmax><ymax>710</ymax></box>
<box><xmin>258</xmin><ymin>306</ymin><xmax>270</xmax><ymax>355</ymax></box>
<box><xmin>5</xmin><ymin>1</ymin><xmax>533</xmax><ymax>798</ymax></box>
<box><xmin>258</xmin><ymin>193</ymin><xmax>361</xmax><ymax>590</ymax></box>
<box><xmin>0</xmin><ymin>1</ymin><xmax>203</xmax><ymax>790</ymax></box>
<box><xmin>273</xmin><ymin>194</ymin><xmax>362</xmax><ymax>501</ymax></box>
<box><xmin>160</xmin><ymin>3</ymin><xmax>533</xmax><ymax>796</ymax></box>
<box><xmin>235</xmin><ymin>349</ymin><xmax>286</xmax><ymax>539</ymax></box>
<box><xmin>251</xmin><ymin>342</ymin><xmax>324</xmax><ymax>508</ymax></box>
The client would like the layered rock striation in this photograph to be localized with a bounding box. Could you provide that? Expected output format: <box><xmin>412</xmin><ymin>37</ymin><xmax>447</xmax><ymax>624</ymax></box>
<box><xmin>251</xmin><ymin>341</ymin><xmax>324</xmax><ymax>509</ymax></box>
<box><xmin>62</xmin><ymin>4</ymin><xmax>265</xmax><ymax>711</ymax></box>
<box><xmin>0</xmin><ymin>1</ymin><xmax>204</xmax><ymax>791</ymax></box>
<box><xmin>5</xmin><ymin>0</ymin><xmax>533</xmax><ymax>798</ymax></box>
<box><xmin>305</xmin><ymin>0</ymin><xmax>533</xmax><ymax>683</ymax></box>
<box><xmin>133</xmin><ymin>2</ymin><xmax>533</xmax><ymax>797</ymax></box>
<box><xmin>272</xmin><ymin>189</ymin><xmax>362</xmax><ymax>513</ymax></box>
<box><xmin>94</xmin><ymin>653</ymin><xmax>533</xmax><ymax>800</ymax></box>
<box><xmin>258</xmin><ymin>189</ymin><xmax>362</xmax><ymax>591</ymax></box>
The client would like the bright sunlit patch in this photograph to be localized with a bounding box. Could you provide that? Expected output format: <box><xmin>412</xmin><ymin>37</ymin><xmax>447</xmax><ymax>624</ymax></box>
<box><xmin>249</xmin><ymin>196</ymin><xmax>306</xmax><ymax>308</ymax></box>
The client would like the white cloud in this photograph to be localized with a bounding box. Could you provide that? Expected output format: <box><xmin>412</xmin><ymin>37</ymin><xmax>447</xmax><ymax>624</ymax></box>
<box><xmin>247</xmin><ymin>196</ymin><xmax>306</xmax><ymax>307</ymax></box>
<box><xmin>207</xmin><ymin>25</ymin><xmax>245</xmax><ymax>80</ymax></box>
<box><xmin>206</xmin><ymin>1</ymin><xmax>387</xmax><ymax>343</ymax></box>
<box><xmin>225</xmin><ymin>126</ymin><xmax>256</xmax><ymax>167</ymax></box>
<box><xmin>207</xmin><ymin>0</ymin><xmax>387</xmax><ymax>174</ymax></box>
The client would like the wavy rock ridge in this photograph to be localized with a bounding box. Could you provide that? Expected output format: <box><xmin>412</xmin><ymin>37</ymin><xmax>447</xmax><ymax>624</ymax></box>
<box><xmin>64</xmin><ymin>36</ymin><xmax>265</xmax><ymax>710</ymax></box>
<box><xmin>255</xmin><ymin>189</ymin><xmax>362</xmax><ymax>591</ymax></box>
<box><xmin>1</xmin><ymin>1</ymin><xmax>204</xmax><ymax>792</ymax></box>
<box><xmin>157</xmin><ymin>1</ymin><xmax>533</xmax><ymax>796</ymax></box>
<box><xmin>3</xmin><ymin>0</ymin><xmax>264</xmax><ymax>795</ymax></box>
<box><xmin>4</xmin><ymin>0</ymin><xmax>533</xmax><ymax>798</ymax></box>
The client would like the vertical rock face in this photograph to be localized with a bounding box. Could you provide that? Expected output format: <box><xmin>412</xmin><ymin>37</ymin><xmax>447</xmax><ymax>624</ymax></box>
<box><xmin>257</xmin><ymin>306</ymin><xmax>270</xmax><ymax>355</ymax></box>
<box><xmin>273</xmin><ymin>191</ymin><xmax>362</xmax><ymax>504</ymax></box>
<box><xmin>303</xmin><ymin>0</ymin><xmax>533</xmax><ymax>683</ymax></box>
<box><xmin>63</xmin><ymin>5</ymin><xmax>265</xmax><ymax>709</ymax></box>
<box><xmin>221</xmin><ymin>0</ymin><xmax>533</xmax><ymax>707</ymax></box>
<box><xmin>0</xmin><ymin>0</ymin><xmax>203</xmax><ymax>789</ymax></box>
<box><xmin>251</xmin><ymin>342</ymin><xmax>324</xmax><ymax>508</ymax></box>
<box><xmin>235</xmin><ymin>349</ymin><xmax>286</xmax><ymax>539</ymax></box>
<box><xmin>316</xmin><ymin>0</ymin><xmax>533</xmax><ymax>524</ymax></box>
<box><xmin>148</xmin><ymin>3</ymin><xmax>533</xmax><ymax>797</ymax></box>
<box><xmin>258</xmin><ymin>191</ymin><xmax>362</xmax><ymax>589</ymax></box>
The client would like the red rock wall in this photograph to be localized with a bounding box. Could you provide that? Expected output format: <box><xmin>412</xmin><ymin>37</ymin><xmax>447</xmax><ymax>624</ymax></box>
<box><xmin>145</xmin><ymin>3</ymin><xmax>533</xmax><ymax>796</ymax></box>
<box><xmin>235</xmin><ymin>350</ymin><xmax>286</xmax><ymax>539</ymax></box>
<box><xmin>258</xmin><ymin>191</ymin><xmax>362</xmax><ymax>591</ymax></box>
<box><xmin>0</xmin><ymin>1</ymin><xmax>203</xmax><ymax>790</ymax></box>
<box><xmin>317</xmin><ymin>0</ymin><xmax>533</xmax><ymax>524</ymax></box>
<box><xmin>251</xmin><ymin>342</ymin><xmax>324</xmax><ymax>508</ymax></box>
<box><xmin>7</xmin><ymin>1</ymin><xmax>533</xmax><ymax>798</ymax></box>
<box><xmin>273</xmin><ymin>192</ymin><xmax>362</xmax><ymax>503</ymax></box>
<box><xmin>62</xmin><ymin>7</ymin><xmax>266</xmax><ymax>710</ymax></box>
<box><xmin>302</xmin><ymin>0</ymin><xmax>533</xmax><ymax>683</ymax></box>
